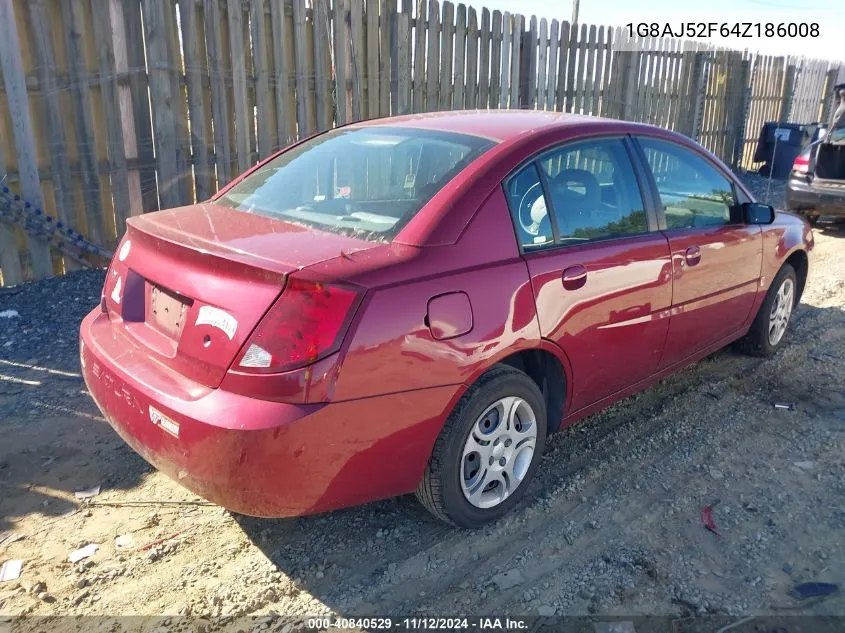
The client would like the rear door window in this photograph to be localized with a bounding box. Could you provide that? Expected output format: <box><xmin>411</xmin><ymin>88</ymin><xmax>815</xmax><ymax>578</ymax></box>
<box><xmin>537</xmin><ymin>139</ymin><xmax>648</xmax><ymax>244</ymax></box>
<box><xmin>505</xmin><ymin>139</ymin><xmax>650</xmax><ymax>251</ymax></box>
<box><xmin>217</xmin><ymin>127</ymin><xmax>494</xmax><ymax>241</ymax></box>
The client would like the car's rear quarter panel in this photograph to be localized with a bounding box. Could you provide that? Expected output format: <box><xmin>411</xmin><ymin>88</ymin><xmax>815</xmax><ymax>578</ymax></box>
<box><xmin>307</xmin><ymin>188</ymin><xmax>547</xmax><ymax>402</ymax></box>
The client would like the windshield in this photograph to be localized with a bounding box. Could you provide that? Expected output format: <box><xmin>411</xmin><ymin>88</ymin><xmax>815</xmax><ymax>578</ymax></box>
<box><xmin>215</xmin><ymin>127</ymin><xmax>494</xmax><ymax>241</ymax></box>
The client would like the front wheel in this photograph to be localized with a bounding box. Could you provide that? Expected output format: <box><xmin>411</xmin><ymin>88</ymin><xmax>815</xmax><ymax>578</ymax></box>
<box><xmin>416</xmin><ymin>365</ymin><xmax>547</xmax><ymax>528</ymax></box>
<box><xmin>738</xmin><ymin>264</ymin><xmax>797</xmax><ymax>357</ymax></box>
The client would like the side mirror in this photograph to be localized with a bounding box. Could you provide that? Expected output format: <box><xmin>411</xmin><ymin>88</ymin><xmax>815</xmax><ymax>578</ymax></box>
<box><xmin>742</xmin><ymin>202</ymin><xmax>776</xmax><ymax>225</ymax></box>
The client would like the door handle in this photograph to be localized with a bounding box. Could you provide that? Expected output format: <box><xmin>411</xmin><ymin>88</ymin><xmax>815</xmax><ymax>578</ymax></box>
<box><xmin>562</xmin><ymin>264</ymin><xmax>587</xmax><ymax>290</ymax></box>
<box><xmin>684</xmin><ymin>245</ymin><xmax>701</xmax><ymax>267</ymax></box>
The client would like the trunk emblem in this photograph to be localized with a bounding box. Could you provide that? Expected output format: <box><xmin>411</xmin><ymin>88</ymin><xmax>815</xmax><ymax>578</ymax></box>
<box><xmin>195</xmin><ymin>306</ymin><xmax>238</xmax><ymax>340</ymax></box>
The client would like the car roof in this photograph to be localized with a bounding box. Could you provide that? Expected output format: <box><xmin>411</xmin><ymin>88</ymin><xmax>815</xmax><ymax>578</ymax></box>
<box><xmin>349</xmin><ymin>109</ymin><xmax>608</xmax><ymax>143</ymax></box>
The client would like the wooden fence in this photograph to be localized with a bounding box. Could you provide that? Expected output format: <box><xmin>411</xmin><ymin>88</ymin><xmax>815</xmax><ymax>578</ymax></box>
<box><xmin>0</xmin><ymin>0</ymin><xmax>841</xmax><ymax>285</ymax></box>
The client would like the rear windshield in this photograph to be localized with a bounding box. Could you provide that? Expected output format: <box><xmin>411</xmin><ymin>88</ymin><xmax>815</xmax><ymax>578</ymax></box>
<box><xmin>216</xmin><ymin>127</ymin><xmax>494</xmax><ymax>241</ymax></box>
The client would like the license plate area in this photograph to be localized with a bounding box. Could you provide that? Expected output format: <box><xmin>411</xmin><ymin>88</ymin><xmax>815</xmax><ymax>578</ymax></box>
<box><xmin>150</xmin><ymin>285</ymin><xmax>192</xmax><ymax>339</ymax></box>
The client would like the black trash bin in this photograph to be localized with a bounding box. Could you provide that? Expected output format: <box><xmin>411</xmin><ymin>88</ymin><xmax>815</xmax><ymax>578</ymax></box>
<box><xmin>753</xmin><ymin>122</ymin><xmax>819</xmax><ymax>179</ymax></box>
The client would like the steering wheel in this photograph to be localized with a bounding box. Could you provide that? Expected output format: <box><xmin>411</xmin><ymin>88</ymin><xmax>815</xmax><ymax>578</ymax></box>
<box><xmin>517</xmin><ymin>181</ymin><xmax>548</xmax><ymax>236</ymax></box>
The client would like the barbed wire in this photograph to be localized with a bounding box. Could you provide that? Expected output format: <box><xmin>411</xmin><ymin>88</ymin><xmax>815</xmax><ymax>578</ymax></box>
<box><xmin>0</xmin><ymin>185</ymin><xmax>113</xmax><ymax>267</ymax></box>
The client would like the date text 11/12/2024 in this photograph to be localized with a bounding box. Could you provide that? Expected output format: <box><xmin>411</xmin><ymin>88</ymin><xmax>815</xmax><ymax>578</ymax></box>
<box><xmin>307</xmin><ymin>618</ymin><xmax>530</xmax><ymax>630</ymax></box>
<box><xmin>626</xmin><ymin>22</ymin><xmax>819</xmax><ymax>39</ymax></box>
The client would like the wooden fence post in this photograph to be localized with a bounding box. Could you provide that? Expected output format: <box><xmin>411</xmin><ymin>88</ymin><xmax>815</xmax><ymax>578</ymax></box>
<box><xmin>110</xmin><ymin>0</ymin><xmax>145</xmax><ymax>217</ymax></box>
<box><xmin>452</xmin><ymin>3</ymin><xmax>466</xmax><ymax>110</ymax></box>
<box><xmin>292</xmin><ymin>0</ymin><xmax>311</xmax><ymax>133</ymax></box>
<box><xmin>380</xmin><ymin>0</ymin><xmax>393</xmax><ymax>116</ymax></box>
<box><xmin>397</xmin><ymin>11</ymin><xmax>411</xmax><ymax>114</ymax></box>
<box><xmin>250</xmin><ymin>0</ymin><xmax>274</xmax><ymax>157</ymax></box>
<box><xmin>439</xmin><ymin>1</ymin><xmax>454</xmax><ymax>111</ymax></box>
<box><xmin>509</xmin><ymin>13</ymin><xmax>521</xmax><ymax>108</ymax></box>
<box><xmin>122</xmin><ymin>0</ymin><xmax>158</xmax><ymax>212</ymax></box>
<box><xmin>518</xmin><ymin>25</ymin><xmax>530</xmax><ymax>108</ymax></box>
<box><xmin>0</xmin><ymin>0</ymin><xmax>52</xmax><ymax>279</ymax></box>
<box><xmin>731</xmin><ymin>57</ymin><xmax>752</xmax><ymax>168</ymax></box>
<box><xmin>779</xmin><ymin>61</ymin><xmax>797</xmax><ymax>123</ymax></box>
<box><xmin>498</xmin><ymin>11</ymin><xmax>510</xmax><ymax>108</ymax></box>
<box><xmin>820</xmin><ymin>66</ymin><xmax>840</xmax><ymax>124</ymax></box>
<box><xmin>425</xmin><ymin>0</ymin><xmax>440</xmax><ymax>111</ymax></box>
<box><xmin>332</xmin><ymin>0</ymin><xmax>350</xmax><ymax>124</ymax></box>
<box><xmin>313</xmin><ymin>0</ymin><xmax>331</xmax><ymax>131</ymax></box>
<box><xmin>554</xmin><ymin>20</ymin><xmax>570</xmax><ymax>112</ymax></box>
<box><xmin>141</xmin><ymin>0</ymin><xmax>180</xmax><ymax>209</ymax></box>
<box><xmin>621</xmin><ymin>44</ymin><xmax>641</xmax><ymax>121</ymax></box>
<box><xmin>488</xmin><ymin>10</ymin><xmax>501</xmax><ymax>109</ymax></box>
<box><xmin>690</xmin><ymin>51</ymin><xmax>710</xmax><ymax>140</ymax></box>
<box><xmin>62</xmin><ymin>0</ymin><xmax>108</xmax><ymax>246</ymax></box>
<box><xmin>179</xmin><ymin>0</ymin><xmax>213</xmax><ymax>200</ymax></box>
<box><xmin>521</xmin><ymin>15</ymin><xmax>537</xmax><ymax>110</ymax></box>
<box><xmin>412</xmin><ymin>0</ymin><xmax>427</xmax><ymax>113</ymax></box>
<box><xmin>91</xmin><ymin>0</ymin><xmax>131</xmax><ymax>238</ymax></box>
<box><xmin>545</xmin><ymin>19</ymin><xmax>558</xmax><ymax>111</ymax></box>
<box><xmin>465</xmin><ymin>7</ymin><xmax>478</xmax><ymax>109</ymax></box>
<box><xmin>205</xmin><ymin>0</ymin><xmax>232</xmax><ymax>185</ymax></box>
<box><xmin>27</xmin><ymin>0</ymin><xmax>79</xmax><ymax>271</ymax></box>
<box><xmin>227</xmin><ymin>0</ymin><xmax>252</xmax><ymax>171</ymax></box>
<box><xmin>536</xmin><ymin>18</ymin><xmax>547</xmax><ymax>110</ymax></box>
<box><xmin>0</xmin><ymin>125</ymin><xmax>24</xmax><ymax>286</ymax></box>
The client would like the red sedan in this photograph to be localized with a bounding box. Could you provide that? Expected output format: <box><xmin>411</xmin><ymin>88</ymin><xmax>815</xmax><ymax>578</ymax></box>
<box><xmin>80</xmin><ymin>111</ymin><xmax>813</xmax><ymax>527</ymax></box>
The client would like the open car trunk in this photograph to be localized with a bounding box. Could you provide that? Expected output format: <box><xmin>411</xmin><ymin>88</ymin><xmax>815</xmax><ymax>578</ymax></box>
<box><xmin>816</xmin><ymin>70</ymin><xmax>845</xmax><ymax>183</ymax></box>
<box><xmin>815</xmin><ymin>143</ymin><xmax>845</xmax><ymax>181</ymax></box>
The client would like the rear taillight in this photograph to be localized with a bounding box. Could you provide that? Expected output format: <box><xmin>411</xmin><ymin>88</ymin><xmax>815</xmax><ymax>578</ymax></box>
<box><xmin>792</xmin><ymin>152</ymin><xmax>810</xmax><ymax>175</ymax></box>
<box><xmin>235</xmin><ymin>278</ymin><xmax>361</xmax><ymax>373</ymax></box>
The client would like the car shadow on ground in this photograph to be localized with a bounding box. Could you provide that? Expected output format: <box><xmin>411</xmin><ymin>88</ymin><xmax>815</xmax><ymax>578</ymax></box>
<box><xmin>0</xmin><ymin>360</ymin><xmax>153</xmax><ymax>535</ymax></box>
<box><xmin>231</xmin><ymin>300</ymin><xmax>845</xmax><ymax>615</ymax></box>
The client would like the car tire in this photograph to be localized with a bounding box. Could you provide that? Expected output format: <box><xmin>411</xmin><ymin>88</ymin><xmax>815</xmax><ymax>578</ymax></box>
<box><xmin>738</xmin><ymin>264</ymin><xmax>798</xmax><ymax>357</ymax></box>
<box><xmin>416</xmin><ymin>364</ymin><xmax>547</xmax><ymax>528</ymax></box>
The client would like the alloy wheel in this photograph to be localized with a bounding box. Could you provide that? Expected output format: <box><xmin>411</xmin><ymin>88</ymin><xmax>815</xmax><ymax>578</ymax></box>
<box><xmin>768</xmin><ymin>277</ymin><xmax>795</xmax><ymax>346</ymax></box>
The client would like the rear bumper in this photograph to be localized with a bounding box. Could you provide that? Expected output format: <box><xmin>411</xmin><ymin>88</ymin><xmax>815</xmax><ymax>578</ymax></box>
<box><xmin>80</xmin><ymin>309</ymin><xmax>456</xmax><ymax>517</ymax></box>
<box><xmin>786</xmin><ymin>179</ymin><xmax>845</xmax><ymax>216</ymax></box>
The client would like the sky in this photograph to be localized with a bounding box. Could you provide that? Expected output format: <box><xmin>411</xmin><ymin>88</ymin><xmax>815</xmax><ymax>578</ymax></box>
<box><xmin>464</xmin><ymin>0</ymin><xmax>845</xmax><ymax>62</ymax></box>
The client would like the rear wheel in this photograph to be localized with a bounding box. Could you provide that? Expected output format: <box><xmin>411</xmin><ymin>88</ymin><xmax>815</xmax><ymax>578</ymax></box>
<box><xmin>416</xmin><ymin>365</ymin><xmax>547</xmax><ymax>528</ymax></box>
<box><xmin>738</xmin><ymin>264</ymin><xmax>797</xmax><ymax>357</ymax></box>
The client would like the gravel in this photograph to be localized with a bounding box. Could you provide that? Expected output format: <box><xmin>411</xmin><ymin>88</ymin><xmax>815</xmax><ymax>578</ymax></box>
<box><xmin>739</xmin><ymin>170</ymin><xmax>788</xmax><ymax>208</ymax></box>
<box><xmin>0</xmin><ymin>270</ymin><xmax>104</xmax><ymax>420</ymax></box>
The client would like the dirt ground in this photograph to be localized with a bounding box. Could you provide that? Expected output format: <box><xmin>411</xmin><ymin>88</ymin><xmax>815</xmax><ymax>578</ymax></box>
<box><xmin>1</xmin><ymin>192</ymin><xmax>844</xmax><ymax>626</ymax></box>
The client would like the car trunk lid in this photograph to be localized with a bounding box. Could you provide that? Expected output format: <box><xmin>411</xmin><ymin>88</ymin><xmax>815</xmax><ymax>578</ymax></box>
<box><xmin>102</xmin><ymin>203</ymin><xmax>376</xmax><ymax>389</ymax></box>
<box><xmin>814</xmin><ymin>143</ymin><xmax>845</xmax><ymax>186</ymax></box>
<box><xmin>816</xmin><ymin>76</ymin><xmax>845</xmax><ymax>184</ymax></box>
